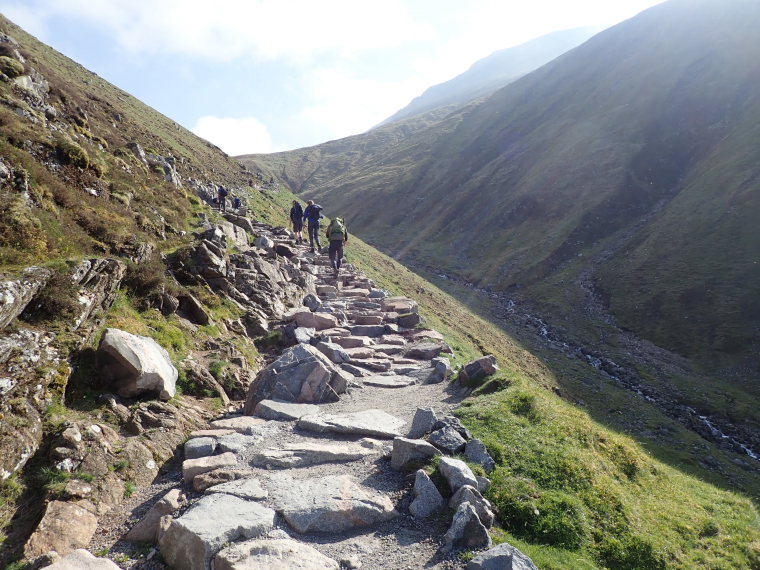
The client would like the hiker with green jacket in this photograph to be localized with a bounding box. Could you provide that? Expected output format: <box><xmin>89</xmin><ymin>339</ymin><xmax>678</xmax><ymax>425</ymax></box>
<box><xmin>325</xmin><ymin>217</ymin><xmax>348</xmax><ymax>275</ymax></box>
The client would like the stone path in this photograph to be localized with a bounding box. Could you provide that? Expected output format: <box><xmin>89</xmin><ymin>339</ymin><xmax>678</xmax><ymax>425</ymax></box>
<box><xmin>106</xmin><ymin>234</ymin><xmax>508</xmax><ymax>570</ymax></box>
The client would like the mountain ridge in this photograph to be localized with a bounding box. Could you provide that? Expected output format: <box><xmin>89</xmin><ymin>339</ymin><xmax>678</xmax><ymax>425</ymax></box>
<box><xmin>378</xmin><ymin>25</ymin><xmax>603</xmax><ymax>127</ymax></box>
<box><xmin>240</xmin><ymin>0</ymin><xmax>760</xmax><ymax>371</ymax></box>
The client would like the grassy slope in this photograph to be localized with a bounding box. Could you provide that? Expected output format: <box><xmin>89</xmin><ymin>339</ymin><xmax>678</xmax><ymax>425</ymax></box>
<box><xmin>346</xmin><ymin>237</ymin><xmax>760</xmax><ymax>569</ymax></box>
<box><xmin>2</xmin><ymin>10</ymin><xmax>759</xmax><ymax>570</ymax></box>
<box><xmin>241</xmin><ymin>0</ymin><xmax>760</xmax><ymax>376</ymax></box>
<box><xmin>0</xmin><ymin>14</ymin><xmax>294</xmax><ymax>557</ymax></box>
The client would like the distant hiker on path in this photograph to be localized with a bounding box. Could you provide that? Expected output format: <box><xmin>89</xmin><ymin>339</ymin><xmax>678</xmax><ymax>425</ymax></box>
<box><xmin>326</xmin><ymin>217</ymin><xmax>348</xmax><ymax>275</ymax></box>
<box><xmin>302</xmin><ymin>200</ymin><xmax>323</xmax><ymax>253</ymax></box>
<box><xmin>232</xmin><ymin>195</ymin><xmax>241</xmax><ymax>211</ymax></box>
<box><xmin>290</xmin><ymin>200</ymin><xmax>304</xmax><ymax>244</ymax></box>
<box><xmin>217</xmin><ymin>185</ymin><xmax>228</xmax><ymax>212</ymax></box>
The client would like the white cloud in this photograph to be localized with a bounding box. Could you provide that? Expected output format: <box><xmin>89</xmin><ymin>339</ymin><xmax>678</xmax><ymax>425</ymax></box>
<box><xmin>2</xmin><ymin>0</ymin><xmax>433</xmax><ymax>64</ymax></box>
<box><xmin>290</xmin><ymin>66</ymin><xmax>430</xmax><ymax>143</ymax></box>
<box><xmin>192</xmin><ymin>116</ymin><xmax>275</xmax><ymax>155</ymax></box>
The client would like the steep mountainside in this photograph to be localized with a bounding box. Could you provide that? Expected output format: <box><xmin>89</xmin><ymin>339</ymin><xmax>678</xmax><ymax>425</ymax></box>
<box><xmin>1</xmin><ymin>9</ymin><xmax>760</xmax><ymax>570</ymax></box>
<box><xmin>379</xmin><ymin>26</ymin><xmax>603</xmax><ymax>126</ymax></box>
<box><xmin>240</xmin><ymin>0</ymin><xmax>760</xmax><ymax>379</ymax></box>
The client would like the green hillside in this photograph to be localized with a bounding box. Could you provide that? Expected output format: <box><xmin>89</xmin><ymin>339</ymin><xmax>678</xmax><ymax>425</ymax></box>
<box><xmin>0</xmin><ymin>8</ymin><xmax>759</xmax><ymax>570</ymax></box>
<box><xmin>240</xmin><ymin>0</ymin><xmax>760</xmax><ymax>436</ymax></box>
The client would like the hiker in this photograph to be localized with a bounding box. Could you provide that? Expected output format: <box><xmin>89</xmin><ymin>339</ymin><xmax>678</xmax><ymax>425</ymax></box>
<box><xmin>302</xmin><ymin>200</ymin><xmax>323</xmax><ymax>253</ymax></box>
<box><xmin>232</xmin><ymin>195</ymin><xmax>241</xmax><ymax>211</ymax></box>
<box><xmin>325</xmin><ymin>217</ymin><xmax>348</xmax><ymax>275</ymax></box>
<box><xmin>289</xmin><ymin>200</ymin><xmax>304</xmax><ymax>244</ymax></box>
<box><xmin>217</xmin><ymin>185</ymin><xmax>228</xmax><ymax>212</ymax></box>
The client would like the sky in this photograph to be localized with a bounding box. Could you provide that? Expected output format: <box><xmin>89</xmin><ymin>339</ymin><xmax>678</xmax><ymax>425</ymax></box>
<box><xmin>0</xmin><ymin>0</ymin><xmax>664</xmax><ymax>155</ymax></box>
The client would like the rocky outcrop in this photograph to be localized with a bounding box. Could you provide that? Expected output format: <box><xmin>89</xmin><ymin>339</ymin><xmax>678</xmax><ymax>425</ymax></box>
<box><xmin>242</xmin><ymin>344</ymin><xmax>349</xmax><ymax>411</ymax></box>
<box><xmin>0</xmin><ymin>266</ymin><xmax>52</xmax><ymax>328</ymax></box>
<box><xmin>0</xmin><ymin>259</ymin><xmax>127</xmax><ymax>482</ymax></box>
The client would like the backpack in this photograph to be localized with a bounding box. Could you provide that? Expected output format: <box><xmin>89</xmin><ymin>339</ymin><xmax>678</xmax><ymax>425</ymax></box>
<box><xmin>307</xmin><ymin>204</ymin><xmax>323</xmax><ymax>221</ymax></box>
<box><xmin>328</xmin><ymin>218</ymin><xmax>346</xmax><ymax>241</ymax></box>
<box><xmin>219</xmin><ymin>186</ymin><xmax>228</xmax><ymax>197</ymax></box>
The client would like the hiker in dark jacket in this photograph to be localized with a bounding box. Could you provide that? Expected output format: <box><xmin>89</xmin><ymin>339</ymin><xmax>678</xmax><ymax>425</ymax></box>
<box><xmin>325</xmin><ymin>217</ymin><xmax>348</xmax><ymax>275</ymax></box>
<box><xmin>302</xmin><ymin>200</ymin><xmax>323</xmax><ymax>252</ymax></box>
<box><xmin>217</xmin><ymin>185</ymin><xmax>228</xmax><ymax>212</ymax></box>
<box><xmin>289</xmin><ymin>200</ymin><xmax>304</xmax><ymax>244</ymax></box>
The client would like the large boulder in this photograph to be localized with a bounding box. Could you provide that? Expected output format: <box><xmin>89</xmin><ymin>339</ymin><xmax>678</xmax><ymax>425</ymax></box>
<box><xmin>444</xmin><ymin>502</ymin><xmax>492</xmax><ymax>551</ymax></box>
<box><xmin>458</xmin><ymin>355</ymin><xmax>499</xmax><ymax>385</ymax></box>
<box><xmin>98</xmin><ymin>328</ymin><xmax>178</xmax><ymax>400</ymax></box>
<box><xmin>159</xmin><ymin>494</ymin><xmax>275</xmax><ymax>570</ymax></box>
<box><xmin>24</xmin><ymin>500</ymin><xmax>98</xmax><ymax>559</ymax></box>
<box><xmin>291</xmin><ymin>308</ymin><xmax>340</xmax><ymax>330</ymax></box>
<box><xmin>243</xmin><ymin>344</ymin><xmax>350</xmax><ymax>413</ymax></box>
<box><xmin>409</xmin><ymin>470</ymin><xmax>445</xmax><ymax>519</ymax></box>
<box><xmin>449</xmin><ymin>485</ymin><xmax>495</xmax><ymax>528</ymax></box>
<box><xmin>464</xmin><ymin>439</ymin><xmax>497</xmax><ymax>473</ymax></box>
<box><xmin>439</xmin><ymin>457</ymin><xmax>479</xmax><ymax>492</ymax></box>
<box><xmin>391</xmin><ymin>437</ymin><xmax>441</xmax><ymax>470</ymax></box>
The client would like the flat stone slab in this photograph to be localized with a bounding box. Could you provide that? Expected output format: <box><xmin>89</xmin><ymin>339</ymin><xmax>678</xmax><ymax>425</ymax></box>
<box><xmin>183</xmin><ymin>452</ymin><xmax>238</xmax><ymax>484</ymax></box>
<box><xmin>297</xmin><ymin>409</ymin><xmax>406</xmax><ymax>439</ymax></box>
<box><xmin>210</xmin><ymin>416</ymin><xmax>267</xmax><ymax>434</ymax></box>
<box><xmin>42</xmin><ymin>549</ymin><xmax>121</xmax><ymax>569</ymax></box>
<box><xmin>362</xmin><ymin>375</ymin><xmax>417</xmax><ymax>388</ymax></box>
<box><xmin>343</xmin><ymin>347</ymin><xmax>376</xmax><ymax>359</ymax></box>
<box><xmin>159</xmin><ymin>494</ymin><xmax>276</xmax><ymax>570</ymax></box>
<box><xmin>188</xmin><ymin>429</ymin><xmax>236</xmax><ymax>438</ymax></box>
<box><xmin>251</xmin><ymin>439</ymin><xmax>383</xmax><ymax>469</ymax></box>
<box><xmin>350</xmin><ymin>358</ymin><xmax>392</xmax><ymax>372</ymax></box>
<box><xmin>409</xmin><ymin>329</ymin><xmax>444</xmax><ymax>341</ymax></box>
<box><xmin>331</xmin><ymin>335</ymin><xmax>374</xmax><ymax>349</ymax></box>
<box><xmin>217</xmin><ymin>432</ymin><xmax>267</xmax><ymax>454</ymax></box>
<box><xmin>268</xmin><ymin>474</ymin><xmax>398</xmax><ymax>533</ymax></box>
<box><xmin>205</xmin><ymin>477</ymin><xmax>268</xmax><ymax>500</ymax></box>
<box><xmin>253</xmin><ymin>400</ymin><xmax>320</xmax><ymax>421</ymax></box>
<box><xmin>214</xmin><ymin>538</ymin><xmax>339</xmax><ymax>570</ymax></box>
<box><xmin>372</xmin><ymin>344</ymin><xmax>404</xmax><ymax>355</ymax></box>
<box><xmin>380</xmin><ymin>334</ymin><xmax>407</xmax><ymax>346</ymax></box>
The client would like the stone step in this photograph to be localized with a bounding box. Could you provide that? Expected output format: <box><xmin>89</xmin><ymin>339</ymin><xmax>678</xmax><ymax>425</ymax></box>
<box><xmin>214</xmin><ymin>539</ymin><xmax>340</xmax><ymax>570</ymax></box>
<box><xmin>349</xmin><ymin>358</ymin><xmax>392</xmax><ymax>372</ymax></box>
<box><xmin>362</xmin><ymin>375</ymin><xmax>417</xmax><ymax>389</ymax></box>
<box><xmin>251</xmin><ymin>439</ymin><xmax>384</xmax><ymax>469</ymax></box>
<box><xmin>331</xmin><ymin>335</ymin><xmax>374</xmax><ymax>349</ymax></box>
<box><xmin>158</xmin><ymin>494</ymin><xmax>276</xmax><ymax>570</ymax></box>
<box><xmin>266</xmin><ymin>474</ymin><xmax>398</xmax><ymax>534</ymax></box>
<box><xmin>297</xmin><ymin>409</ymin><xmax>406</xmax><ymax>439</ymax></box>
<box><xmin>253</xmin><ymin>400</ymin><xmax>320</xmax><ymax>421</ymax></box>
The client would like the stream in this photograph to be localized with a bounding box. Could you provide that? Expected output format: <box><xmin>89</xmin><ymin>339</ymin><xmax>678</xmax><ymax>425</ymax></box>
<box><xmin>427</xmin><ymin>267</ymin><xmax>760</xmax><ymax>463</ymax></box>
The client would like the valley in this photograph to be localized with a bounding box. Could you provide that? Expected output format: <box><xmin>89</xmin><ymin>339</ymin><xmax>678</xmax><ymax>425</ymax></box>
<box><xmin>1</xmin><ymin>2</ymin><xmax>760</xmax><ymax>569</ymax></box>
<box><xmin>412</xmin><ymin>258</ymin><xmax>760</xmax><ymax>468</ymax></box>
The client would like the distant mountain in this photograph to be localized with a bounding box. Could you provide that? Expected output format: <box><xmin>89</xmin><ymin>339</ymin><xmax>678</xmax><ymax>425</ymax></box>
<box><xmin>240</xmin><ymin>0</ymin><xmax>760</xmax><ymax>379</ymax></box>
<box><xmin>379</xmin><ymin>26</ymin><xmax>603</xmax><ymax>126</ymax></box>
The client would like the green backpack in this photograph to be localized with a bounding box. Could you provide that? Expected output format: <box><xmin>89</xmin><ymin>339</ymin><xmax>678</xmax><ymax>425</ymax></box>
<box><xmin>328</xmin><ymin>218</ymin><xmax>346</xmax><ymax>241</ymax></box>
